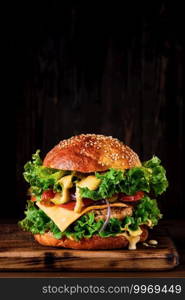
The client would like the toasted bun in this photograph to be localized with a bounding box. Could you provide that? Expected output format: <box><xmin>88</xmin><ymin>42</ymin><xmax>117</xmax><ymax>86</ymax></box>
<box><xmin>34</xmin><ymin>227</ymin><xmax>148</xmax><ymax>250</ymax></box>
<box><xmin>43</xmin><ymin>134</ymin><xmax>141</xmax><ymax>172</ymax></box>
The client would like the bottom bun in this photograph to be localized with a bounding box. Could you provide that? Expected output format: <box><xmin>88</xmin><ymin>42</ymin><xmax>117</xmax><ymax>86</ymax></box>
<box><xmin>34</xmin><ymin>227</ymin><xmax>148</xmax><ymax>250</ymax></box>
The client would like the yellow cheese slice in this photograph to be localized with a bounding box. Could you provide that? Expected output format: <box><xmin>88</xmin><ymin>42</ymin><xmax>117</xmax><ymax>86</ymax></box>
<box><xmin>36</xmin><ymin>202</ymin><xmax>128</xmax><ymax>232</ymax></box>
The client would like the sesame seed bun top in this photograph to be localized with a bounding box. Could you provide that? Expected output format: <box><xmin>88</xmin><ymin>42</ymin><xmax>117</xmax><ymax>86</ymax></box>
<box><xmin>43</xmin><ymin>134</ymin><xmax>141</xmax><ymax>172</ymax></box>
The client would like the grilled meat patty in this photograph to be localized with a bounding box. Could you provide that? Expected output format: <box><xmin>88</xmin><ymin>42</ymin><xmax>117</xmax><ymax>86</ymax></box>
<box><xmin>90</xmin><ymin>206</ymin><xmax>133</xmax><ymax>222</ymax></box>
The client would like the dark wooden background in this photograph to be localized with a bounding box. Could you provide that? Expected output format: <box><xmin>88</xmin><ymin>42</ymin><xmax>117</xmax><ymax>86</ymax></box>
<box><xmin>10</xmin><ymin>2</ymin><xmax>185</xmax><ymax>219</ymax></box>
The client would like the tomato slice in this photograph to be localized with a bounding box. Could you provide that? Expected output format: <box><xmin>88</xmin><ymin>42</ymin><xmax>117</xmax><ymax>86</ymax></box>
<box><xmin>31</xmin><ymin>196</ymin><xmax>37</xmax><ymax>202</ymax></box>
<box><xmin>58</xmin><ymin>198</ymin><xmax>94</xmax><ymax>211</ymax></box>
<box><xmin>41</xmin><ymin>190</ymin><xmax>56</xmax><ymax>201</ymax></box>
<box><xmin>58</xmin><ymin>201</ymin><xmax>76</xmax><ymax>210</ymax></box>
<box><xmin>119</xmin><ymin>191</ymin><xmax>144</xmax><ymax>202</ymax></box>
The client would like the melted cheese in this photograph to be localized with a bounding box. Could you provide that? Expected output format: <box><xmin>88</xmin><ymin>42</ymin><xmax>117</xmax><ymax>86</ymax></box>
<box><xmin>51</xmin><ymin>175</ymin><xmax>73</xmax><ymax>204</ymax></box>
<box><xmin>74</xmin><ymin>187</ymin><xmax>83</xmax><ymax>213</ymax></box>
<box><xmin>127</xmin><ymin>227</ymin><xmax>142</xmax><ymax>237</ymax></box>
<box><xmin>74</xmin><ymin>175</ymin><xmax>101</xmax><ymax>213</ymax></box>
<box><xmin>124</xmin><ymin>234</ymin><xmax>141</xmax><ymax>250</ymax></box>
<box><xmin>116</xmin><ymin>229</ymin><xmax>142</xmax><ymax>250</ymax></box>
<box><xmin>77</xmin><ymin>176</ymin><xmax>101</xmax><ymax>190</ymax></box>
<box><xmin>147</xmin><ymin>219</ymin><xmax>153</xmax><ymax>227</ymax></box>
<box><xmin>36</xmin><ymin>202</ymin><xmax>128</xmax><ymax>232</ymax></box>
<box><xmin>50</xmin><ymin>174</ymin><xmax>101</xmax><ymax>209</ymax></box>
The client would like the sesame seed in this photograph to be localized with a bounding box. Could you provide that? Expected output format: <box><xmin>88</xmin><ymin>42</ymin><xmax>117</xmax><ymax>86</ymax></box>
<box><xmin>54</xmin><ymin>134</ymin><xmax>140</xmax><ymax>168</ymax></box>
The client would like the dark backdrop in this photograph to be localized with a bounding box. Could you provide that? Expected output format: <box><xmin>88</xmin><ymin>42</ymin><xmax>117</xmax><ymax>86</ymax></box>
<box><xmin>11</xmin><ymin>2</ymin><xmax>185</xmax><ymax>219</ymax></box>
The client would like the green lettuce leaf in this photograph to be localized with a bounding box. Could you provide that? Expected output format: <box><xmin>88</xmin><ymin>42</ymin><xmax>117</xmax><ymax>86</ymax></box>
<box><xmin>143</xmin><ymin>156</ymin><xmax>168</xmax><ymax>195</ymax></box>
<box><xmin>23</xmin><ymin>151</ymin><xmax>168</xmax><ymax>203</ymax></box>
<box><xmin>122</xmin><ymin>196</ymin><xmax>162</xmax><ymax>231</ymax></box>
<box><xmin>80</xmin><ymin>156</ymin><xmax>168</xmax><ymax>200</ymax></box>
<box><xmin>23</xmin><ymin>150</ymin><xmax>64</xmax><ymax>199</ymax></box>
<box><xmin>19</xmin><ymin>196</ymin><xmax>162</xmax><ymax>240</ymax></box>
<box><xmin>18</xmin><ymin>201</ymin><xmax>62</xmax><ymax>238</ymax></box>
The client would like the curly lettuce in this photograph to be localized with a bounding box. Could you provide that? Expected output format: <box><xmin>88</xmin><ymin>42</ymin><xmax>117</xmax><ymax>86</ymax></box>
<box><xmin>19</xmin><ymin>196</ymin><xmax>162</xmax><ymax>240</ymax></box>
<box><xmin>143</xmin><ymin>156</ymin><xmax>168</xmax><ymax>195</ymax></box>
<box><xmin>80</xmin><ymin>156</ymin><xmax>168</xmax><ymax>200</ymax></box>
<box><xmin>122</xmin><ymin>196</ymin><xmax>162</xmax><ymax>231</ymax></box>
<box><xmin>19</xmin><ymin>201</ymin><xmax>63</xmax><ymax>238</ymax></box>
<box><xmin>23</xmin><ymin>150</ymin><xmax>64</xmax><ymax>199</ymax></box>
<box><xmin>23</xmin><ymin>151</ymin><xmax>168</xmax><ymax>203</ymax></box>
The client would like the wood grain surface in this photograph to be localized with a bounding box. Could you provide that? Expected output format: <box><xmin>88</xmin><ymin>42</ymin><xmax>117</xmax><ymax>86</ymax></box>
<box><xmin>12</xmin><ymin>2</ymin><xmax>185</xmax><ymax>222</ymax></box>
<box><xmin>0</xmin><ymin>224</ymin><xmax>179</xmax><ymax>272</ymax></box>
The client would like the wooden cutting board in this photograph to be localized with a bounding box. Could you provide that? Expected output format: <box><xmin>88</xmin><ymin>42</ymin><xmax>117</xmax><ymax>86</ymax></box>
<box><xmin>0</xmin><ymin>224</ymin><xmax>179</xmax><ymax>271</ymax></box>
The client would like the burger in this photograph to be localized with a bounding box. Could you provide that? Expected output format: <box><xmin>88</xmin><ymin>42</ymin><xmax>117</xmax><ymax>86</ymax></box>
<box><xmin>19</xmin><ymin>134</ymin><xmax>168</xmax><ymax>250</ymax></box>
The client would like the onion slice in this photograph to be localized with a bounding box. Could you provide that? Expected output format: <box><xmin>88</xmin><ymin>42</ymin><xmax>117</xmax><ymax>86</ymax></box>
<box><xmin>99</xmin><ymin>199</ymin><xmax>111</xmax><ymax>233</ymax></box>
